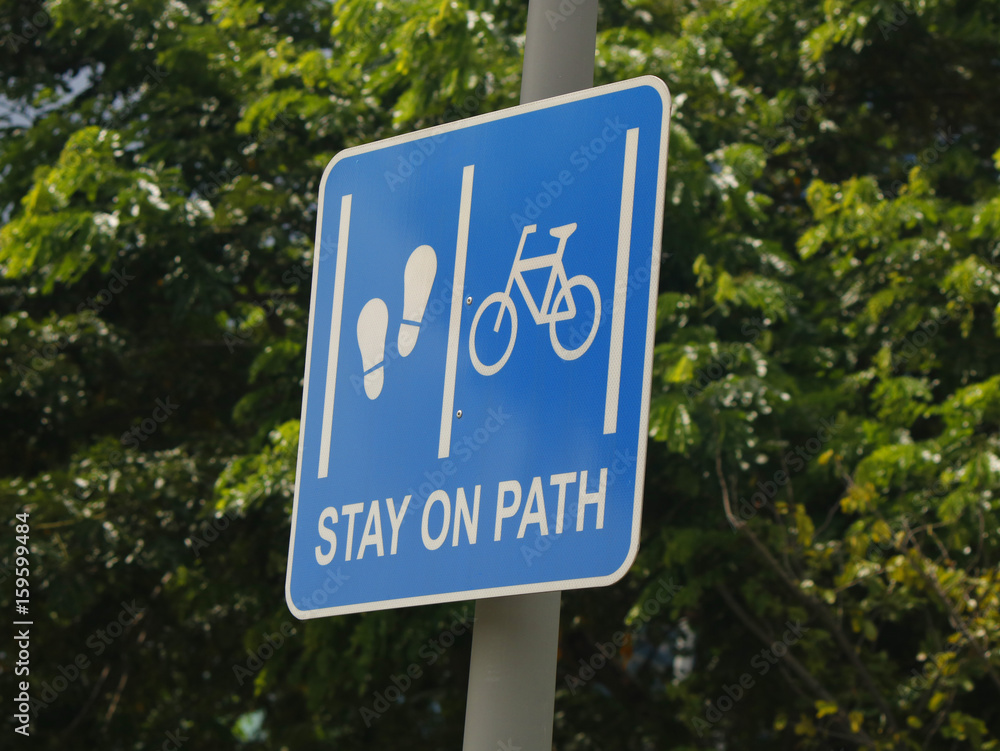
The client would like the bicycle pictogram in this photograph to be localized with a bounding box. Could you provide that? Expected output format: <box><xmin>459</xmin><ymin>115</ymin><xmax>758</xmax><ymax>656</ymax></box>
<box><xmin>469</xmin><ymin>223</ymin><xmax>601</xmax><ymax>376</ymax></box>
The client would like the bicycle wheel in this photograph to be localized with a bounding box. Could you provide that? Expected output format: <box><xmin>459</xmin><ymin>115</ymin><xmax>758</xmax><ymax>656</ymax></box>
<box><xmin>469</xmin><ymin>292</ymin><xmax>517</xmax><ymax>376</ymax></box>
<box><xmin>549</xmin><ymin>275</ymin><xmax>600</xmax><ymax>360</ymax></box>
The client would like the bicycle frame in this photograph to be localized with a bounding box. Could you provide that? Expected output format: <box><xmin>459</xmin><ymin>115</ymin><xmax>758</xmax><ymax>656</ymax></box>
<box><xmin>493</xmin><ymin>223</ymin><xmax>578</xmax><ymax>331</ymax></box>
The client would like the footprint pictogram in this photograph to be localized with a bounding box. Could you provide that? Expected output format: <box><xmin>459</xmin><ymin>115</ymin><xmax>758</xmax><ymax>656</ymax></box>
<box><xmin>357</xmin><ymin>298</ymin><xmax>389</xmax><ymax>400</ymax></box>
<box><xmin>398</xmin><ymin>244</ymin><xmax>437</xmax><ymax>357</ymax></box>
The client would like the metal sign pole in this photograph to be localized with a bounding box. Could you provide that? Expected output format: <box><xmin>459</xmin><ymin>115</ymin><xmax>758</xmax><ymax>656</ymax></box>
<box><xmin>520</xmin><ymin>0</ymin><xmax>599</xmax><ymax>103</ymax></box>
<box><xmin>461</xmin><ymin>2</ymin><xmax>598</xmax><ymax>749</ymax></box>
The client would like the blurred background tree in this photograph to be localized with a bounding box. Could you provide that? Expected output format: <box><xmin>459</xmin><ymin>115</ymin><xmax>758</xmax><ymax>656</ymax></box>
<box><xmin>1</xmin><ymin>0</ymin><xmax>998</xmax><ymax>748</ymax></box>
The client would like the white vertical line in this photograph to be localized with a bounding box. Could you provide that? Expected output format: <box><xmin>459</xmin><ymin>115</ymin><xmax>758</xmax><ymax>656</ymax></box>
<box><xmin>439</xmin><ymin>165</ymin><xmax>475</xmax><ymax>459</ymax></box>
<box><xmin>604</xmin><ymin>128</ymin><xmax>640</xmax><ymax>434</ymax></box>
<box><xmin>318</xmin><ymin>194</ymin><xmax>352</xmax><ymax>478</ymax></box>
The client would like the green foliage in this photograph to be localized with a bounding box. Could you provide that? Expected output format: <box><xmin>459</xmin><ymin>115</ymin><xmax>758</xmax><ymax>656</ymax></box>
<box><xmin>2</xmin><ymin>0</ymin><xmax>999</xmax><ymax>749</ymax></box>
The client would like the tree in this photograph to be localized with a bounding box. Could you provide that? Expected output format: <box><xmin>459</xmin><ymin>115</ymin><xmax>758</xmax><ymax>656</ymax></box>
<box><xmin>1</xmin><ymin>0</ymin><xmax>998</xmax><ymax>748</ymax></box>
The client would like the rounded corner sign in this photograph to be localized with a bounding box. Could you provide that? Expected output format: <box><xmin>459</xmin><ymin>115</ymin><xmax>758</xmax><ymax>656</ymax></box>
<box><xmin>286</xmin><ymin>76</ymin><xmax>671</xmax><ymax>619</ymax></box>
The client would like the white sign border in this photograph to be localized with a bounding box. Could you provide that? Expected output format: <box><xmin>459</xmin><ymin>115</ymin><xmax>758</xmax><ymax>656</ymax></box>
<box><xmin>286</xmin><ymin>75</ymin><xmax>672</xmax><ymax>620</ymax></box>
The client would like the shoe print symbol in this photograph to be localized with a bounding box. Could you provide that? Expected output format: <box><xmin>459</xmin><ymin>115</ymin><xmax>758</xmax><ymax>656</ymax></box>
<box><xmin>356</xmin><ymin>245</ymin><xmax>438</xmax><ymax>400</ymax></box>
<box><xmin>356</xmin><ymin>298</ymin><xmax>388</xmax><ymax>399</ymax></box>
<box><xmin>398</xmin><ymin>244</ymin><xmax>438</xmax><ymax>357</ymax></box>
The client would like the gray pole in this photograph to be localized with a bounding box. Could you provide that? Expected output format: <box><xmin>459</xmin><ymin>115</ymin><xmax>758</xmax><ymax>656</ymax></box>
<box><xmin>520</xmin><ymin>0</ymin><xmax>599</xmax><ymax>103</ymax></box>
<box><xmin>462</xmin><ymin>3</ymin><xmax>598</xmax><ymax>750</ymax></box>
<box><xmin>461</xmin><ymin>592</ymin><xmax>562</xmax><ymax>750</ymax></box>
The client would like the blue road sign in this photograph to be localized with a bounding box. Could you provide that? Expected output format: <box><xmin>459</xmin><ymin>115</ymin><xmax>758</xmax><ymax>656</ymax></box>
<box><xmin>286</xmin><ymin>76</ymin><xmax>671</xmax><ymax>618</ymax></box>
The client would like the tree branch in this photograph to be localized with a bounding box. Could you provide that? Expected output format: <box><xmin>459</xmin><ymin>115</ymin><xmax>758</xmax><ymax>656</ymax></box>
<box><xmin>900</xmin><ymin>520</ymin><xmax>1000</xmax><ymax>695</ymax></box>
<box><xmin>715</xmin><ymin>448</ymin><xmax>900</xmax><ymax>731</ymax></box>
<box><xmin>716</xmin><ymin>584</ymin><xmax>877</xmax><ymax>749</ymax></box>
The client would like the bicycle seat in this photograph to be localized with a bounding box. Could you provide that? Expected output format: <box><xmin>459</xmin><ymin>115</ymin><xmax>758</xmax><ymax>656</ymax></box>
<box><xmin>549</xmin><ymin>223</ymin><xmax>577</xmax><ymax>240</ymax></box>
